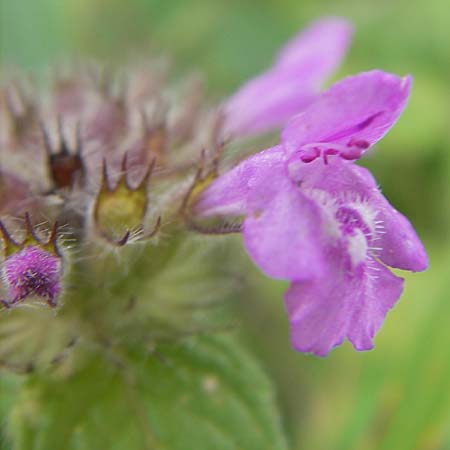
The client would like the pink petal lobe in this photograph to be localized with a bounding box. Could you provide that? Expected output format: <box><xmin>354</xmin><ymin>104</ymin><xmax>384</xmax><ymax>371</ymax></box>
<box><xmin>282</xmin><ymin>71</ymin><xmax>412</xmax><ymax>159</ymax></box>
<box><xmin>224</xmin><ymin>18</ymin><xmax>353</xmax><ymax>137</ymax></box>
<box><xmin>285</xmin><ymin>255</ymin><xmax>404</xmax><ymax>356</ymax></box>
<box><xmin>195</xmin><ymin>146</ymin><xmax>285</xmax><ymax>217</ymax></box>
<box><xmin>347</xmin><ymin>260</ymin><xmax>404</xmax><ymax>351</ymax></box>
<box><xmin>243</xmin><ymin>179</ymin><xmax>325</xmax><ymax>281</ymax></box>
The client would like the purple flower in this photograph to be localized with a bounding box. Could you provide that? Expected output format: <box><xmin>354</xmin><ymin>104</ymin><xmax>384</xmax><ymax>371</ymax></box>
<box><xmin>196</xmin><ymin>70</ymin><xmax>428</xmax><ymax>356</ymax></box>
<box><xmin>224</xmin><ymin>18</ymin><xmax>353</xmax><ymax>137</ymax></box>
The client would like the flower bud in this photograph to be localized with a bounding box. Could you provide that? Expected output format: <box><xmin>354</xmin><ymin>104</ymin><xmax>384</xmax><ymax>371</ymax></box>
<box><xmin>0</xmin><ymin>214</ymin><xmax>62</xmax><ymax>308</ymax></box>
<box><xmin>92</xmin><ymin>154</ymin><xmax>158</xmax><ymax>246</ymax></box>
<box><xmin>41</xmin><ymin>120</ymin><xmax>85</xmax><ymax>190</ymax></box>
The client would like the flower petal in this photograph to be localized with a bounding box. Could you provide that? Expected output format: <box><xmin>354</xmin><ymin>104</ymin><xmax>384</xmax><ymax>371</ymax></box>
<box><xmin>282</xmin><ymin>70</ymin><xmax>411</xmax><ymax>158</ymax></box>
<box><xmin>275</xmin><ymin>17</ymin><xmax>352</xmax><ymax>76</ymax></box>
<box><xmin>373</xmin><ymin>196</ymin><xmax>428</xmax><ymax>271</ymax></box>
<box><xmin>285</xmin><ymin>255</ymin><xmax>404</xmax><ymax>356</ymax></box>
<box><xmin>224</xmin><ymin>18</ymin><xmax>353</xmax><ymax>137</ymax></box>
<box><xmin>288</xmin><ymin>158</ymin><xmax>428</xmax><ymax>272</ymax></box>
<box><xmin>243</xmin><ymin>179</ymin><xmax>325</xmax><ymax>281</ymax></box>
<box><xmin>195</xmin><ymin>146</ymin><xmax>285</xmax><ymax>216</ymax></box>
<box><xmin>347</xmin><ymin>260</ymin><xmax>404</xmax><ymax>351</ymax></box>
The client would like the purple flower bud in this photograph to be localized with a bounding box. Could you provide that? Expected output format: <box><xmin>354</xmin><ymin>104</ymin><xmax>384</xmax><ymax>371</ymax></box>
<box><xmin>2</xmin><ymin>246</ymin><xmax>62</xmax><ymax>307</ymax></box>
<box><xmin>0</xmin><ymin>215</ymin><xmax>63</xmax><ymax>308</ymax></box>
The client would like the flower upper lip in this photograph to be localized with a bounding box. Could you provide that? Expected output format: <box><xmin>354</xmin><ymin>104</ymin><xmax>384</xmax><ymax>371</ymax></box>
<box><xmin>322</xmin><ymin>111</ymin><xmax>384</xmax><ymax>143</ymax></box>
<box><xmin>282</xmin><ymin>70</ymin><xmax>412</xmax><ymax>162</ymax></box>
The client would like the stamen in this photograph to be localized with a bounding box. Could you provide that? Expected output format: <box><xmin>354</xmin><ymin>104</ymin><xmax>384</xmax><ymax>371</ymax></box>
<box><xmin>298</xmin><ymin>139</ymin><xmax>370</xmax><ymax>164</ymax></box>
<box><xmin>300</xmin><ymin>147</ymin><xmax>320</xmax><ymax>163</ymax></box>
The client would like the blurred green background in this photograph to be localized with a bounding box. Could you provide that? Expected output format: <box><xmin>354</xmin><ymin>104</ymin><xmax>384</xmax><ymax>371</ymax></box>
<box><xmin>1</xmin><ymin>0</ymin><xmax>449</xmax><ymax>449</ymax></box>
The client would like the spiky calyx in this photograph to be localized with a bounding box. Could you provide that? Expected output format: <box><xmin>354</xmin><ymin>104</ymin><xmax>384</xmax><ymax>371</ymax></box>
<box><xmin>92</xmin><ymin>154</ymin><xmax>160</xmax><ymax>245</ymax></box>
<box><xmin>0</xmin><ymin>62</ymin><xmax>239</xmax><ymax>374</ymax></box>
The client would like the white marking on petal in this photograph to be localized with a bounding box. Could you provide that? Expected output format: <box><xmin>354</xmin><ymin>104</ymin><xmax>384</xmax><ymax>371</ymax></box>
<box><xmin>347</xmin><ymin>229</ymin><xmax>368</xmax><ymax>268</ymax></box>
<box><xmin>301</xmin><ymin>187</ymin><xmax>385</xmax><ymax>269</ymax></box>
<box><xmin>345</xmin><ymin>198</ymin><xmax>379</xmax><ymax>237</ymax></box>
<box><xmin>302</xmin><ymin>188</ymin><xmax>341</xmax><ymax>239</ymax></box>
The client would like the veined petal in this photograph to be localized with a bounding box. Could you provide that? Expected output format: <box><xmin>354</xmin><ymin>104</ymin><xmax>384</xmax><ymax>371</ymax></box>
<box><xmin>243</xmin><ymin>179</ymin><xmax>325</xmax><ymax>281</ymax></box>
<box><xmin>289</xmin><ymin>158</ymin><xmax>428</xmax><ymax>272</ymax></box>
<box><xmin>224</xmin><ymin>18</ymin><xmax>353</xmax><ymax>137</ymax></box>
<box><xmin>282</xmin><ymin>71</ymin><xmax>412</xmax><ymax>159</ymax></box>
<box><xmin>195</xmin><ymin>146</ymin><xmax>285</xmax><ymax>216</ymax></box>
<box><xmin>285</xmin><ymin>255</ymin><xmax>404</xmax><ymax>356</ymax></box>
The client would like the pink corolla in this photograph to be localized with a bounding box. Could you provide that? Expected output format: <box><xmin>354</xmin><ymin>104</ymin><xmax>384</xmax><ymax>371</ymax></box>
<box><xmin>197</xmin><ymin>70</ymin><xmax>428</xmax><ymax>356</ymax></box>
<box><xmin>224</xmin><ymin>17</ymin><xmax>353</xmax><ymax>137</ymax></box>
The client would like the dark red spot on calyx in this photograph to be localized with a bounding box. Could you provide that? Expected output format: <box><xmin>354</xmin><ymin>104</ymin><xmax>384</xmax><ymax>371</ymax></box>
<box><xmin>50</xmin><ymin>153</ymin><xmax>83</xmax><ymax>188</ymax></box>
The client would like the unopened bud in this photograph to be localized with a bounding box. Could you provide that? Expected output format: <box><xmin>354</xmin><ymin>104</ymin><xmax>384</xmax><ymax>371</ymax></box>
<box><xmin>0</xmin><ymin>215</ymin><xmax>62</xmax><ymax>308</ymax></box>
<box><xmin>92</xmin><ymin>154</ymin><xmax>158</xmax><ymax>246</ymax></box>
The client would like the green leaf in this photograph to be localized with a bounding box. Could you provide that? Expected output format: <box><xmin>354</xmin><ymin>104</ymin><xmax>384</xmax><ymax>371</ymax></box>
<box><xmin>0</xmin><ymin>376</ymin><xmax>22</xmax><ymax>450</ymax></box>
<box><xmin>5</xmin><ymin>334</ymin><xmax>289</xmax><ymax>450</ymax></box>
